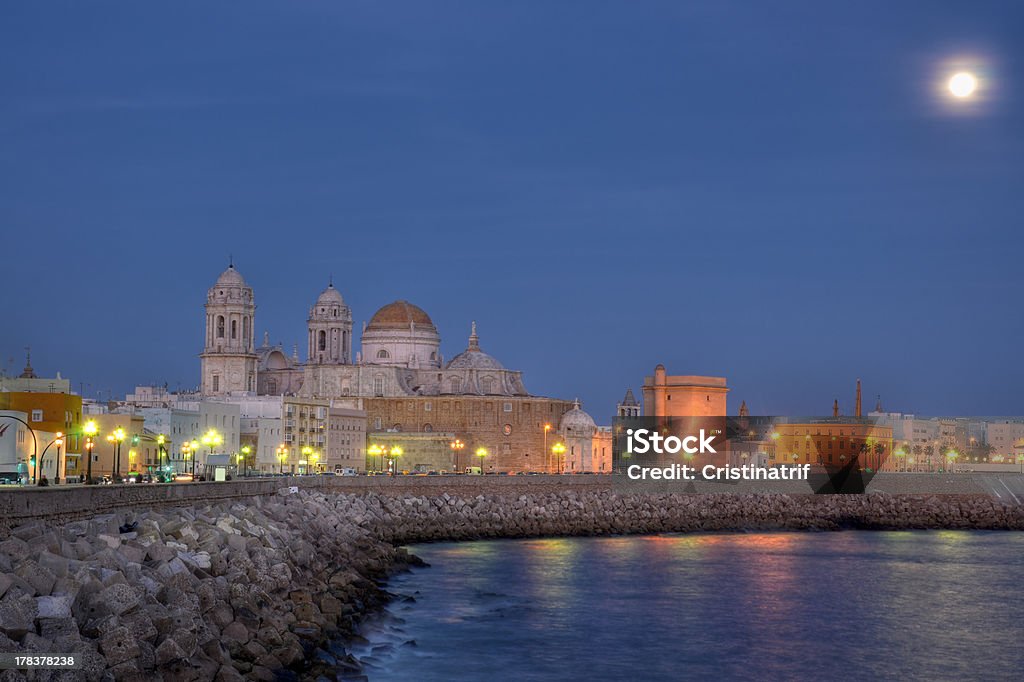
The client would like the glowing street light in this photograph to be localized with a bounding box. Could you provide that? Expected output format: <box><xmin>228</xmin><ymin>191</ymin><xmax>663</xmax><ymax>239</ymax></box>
<box><xmin>107</xmin><ymin>427</ymin><xmax>126</xmax><ymax>482</ymax></box>
<box><xmin>475</xmin><ymin>447</ymin><xmax>488</xmax><ymax>475</ymax></box>
<box><xmin>388</xmin><ymin>445</ymin><xmax>403</xmax><ymax>475</ymax></box>
<box><xmin>37</xmin><ymin>432</ymin><xmax>63</xmax><ymax>485</ymax></box>
<box><xmin>368</xmin><ymin>443</ymin><xmax>384</xmax><ymax>473</ymax></box>
<box><xmin>551</xmin><ymin>442</ymin><xmax>566</xmax><ymax>474</ymax></box>
<box><xmin>239</xmin><ymin>445</ymin><xmax>251</xmax><ymax>477</ymax></box>
<box><xmin>200</xmin><ymin>429</ymin><xmax>223</xmax><ymax>479</ymax></box>
<box><xmin>450</xmin><ymin>438</ymin><xmax>465</xmax><ymax>474</ymax></box>
<box><xmin>276</xmin><ymin>444</ymin><xmax>288</xmax><ymax>474</ymax></box>
<box><xmin>83</xmin><ymin>420</ymin><xmax>98</xmax><ymax>484</ymax></box>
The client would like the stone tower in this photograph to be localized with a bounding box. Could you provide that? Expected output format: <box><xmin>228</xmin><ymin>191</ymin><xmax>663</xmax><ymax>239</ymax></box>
<box><xmin>200</xmin><ymin>264</ymin><xmax>258</xmax><ymax>395</ymax></box>
<box><xmin>307</xmin><ymin>281</ymin><xmax>353</xmax><ymax>364</ymax></box>
<box><xmin>855</xmin><ymin>379</ymin><xmax>862</xmax><ymax>418</ymax></box>
<box><xmin>617</xmin><ymin>388</ymin><xmax>641</xmax><ymax>418</ymax></box>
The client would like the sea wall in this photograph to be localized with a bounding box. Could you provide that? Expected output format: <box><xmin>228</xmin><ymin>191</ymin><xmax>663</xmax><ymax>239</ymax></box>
<box><xmin>0</xmin><ymin>489</ymin><xmax>1023</xmax><ymax>681</ymax></box>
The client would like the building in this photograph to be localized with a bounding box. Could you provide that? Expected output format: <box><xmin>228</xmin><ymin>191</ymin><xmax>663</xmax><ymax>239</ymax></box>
<box><xmin>327</xmin><ymin>406</ymin><xmax>366</xmax><ymax>472</ymax></box>
<box><xmin>200</xmin><ymin>264</ymin><xmax>258</xmax><ymax>395</ymax></box>
<box><xmin>194</xmin><ymin>265</ymin><xmax>578</xmax><ymax>473</ymax></box>
<box><xmin>641</xmin><ymin>365</ymin><xmax>728</xmax><ymax>417</ymax></box>
<box><xmin>987</xmin><ymin>421</ymin><xmax>1024</xmax><ymax>460</ymax></box>
<box><xmin>769</xmin><ymin>418</ymin><xmax>893</xmax><ymax>470</ymax></box>
<box><xmin>0</xmin><ymin>358</ymin><xmax>83</xmax><ymax>481</ymax></box>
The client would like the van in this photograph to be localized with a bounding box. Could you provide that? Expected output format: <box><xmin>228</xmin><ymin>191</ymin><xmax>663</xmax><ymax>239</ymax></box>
<box><xmin>465</xmin><ymin>466</ymin><xmax>482</xmax><ymax>475</ymax></box>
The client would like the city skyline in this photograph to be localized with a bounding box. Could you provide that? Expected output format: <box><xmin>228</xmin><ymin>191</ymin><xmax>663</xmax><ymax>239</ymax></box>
<box><xmin>3</xmin><ymin>2</ymin><xmax>1022</xmax><ymax>415</ymax></box>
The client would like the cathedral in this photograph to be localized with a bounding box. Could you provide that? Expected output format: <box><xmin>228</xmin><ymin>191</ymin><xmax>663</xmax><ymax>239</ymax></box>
<box><xmin>200</xmin><ymin>264</ymin><xmax>604</xmax><ymax>473</ymax></box>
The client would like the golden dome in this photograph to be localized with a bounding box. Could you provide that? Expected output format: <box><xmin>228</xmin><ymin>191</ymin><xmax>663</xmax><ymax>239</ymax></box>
<box><xmin>366</xmin><ymin>300</ymin><xmax>435</xmax><ymax>331</ymax></box>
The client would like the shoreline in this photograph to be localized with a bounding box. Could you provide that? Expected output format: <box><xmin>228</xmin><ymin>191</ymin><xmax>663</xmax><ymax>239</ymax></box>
<box><xmin>1</xmin><ymin>489</ymin><xmax>1023</xmax><ymax>680</ymax></box>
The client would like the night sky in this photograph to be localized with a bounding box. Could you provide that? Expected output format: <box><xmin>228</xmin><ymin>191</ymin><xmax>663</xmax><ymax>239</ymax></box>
<box><xmin>2</xmin><ymin>2</ymin><xmax>1021</xmax><ymax>418</ymax></box>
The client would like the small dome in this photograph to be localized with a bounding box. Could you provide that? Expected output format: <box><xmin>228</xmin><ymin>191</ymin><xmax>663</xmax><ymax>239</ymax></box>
<box><xmin>445</xmin><ymin>321</ymin><xmax>504</xmax><ymax>370</ymax></box>
<box><xmin>560</xmin><ymin>399</ymin><xmax>596</xmax><ymax>431</ymax></box>
<box><xmin>215</xmin><ymin>264</ymin><xmax>246</xmax><ymax>287</ymax></box>
<box><xmin>366</xmin><ymin>301</ymin><xmax>435</xmax><ymax>331</ymax></box>
<box><xmin>446</xmin><ymin>350</ymin><xmax>504</xmax><ymax>370</ymax></box>
<box><xmin>315</xmin><ymin>283</ymin><xmax>345</xmax><ymax>306</ymax></box>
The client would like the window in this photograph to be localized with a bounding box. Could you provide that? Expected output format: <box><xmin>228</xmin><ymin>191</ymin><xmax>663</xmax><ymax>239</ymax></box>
<box><xmin>424</xmin><ymin>402</ymin><xmax>432</xmax><ymax>412</ymax></box>
<box><xmin>373</xmin><ymin>376</ymin><xmax>384</xmax><ymax>396</ymax></box>
<box><xmin>374</xmin><ymin>417</ymin><xmax>382</xmax><ymax>430</ymax></box>
<box><xmin>376</xmin><ymin>349</ymin><xmax>390</xmax><ymax>359</ymax></box>
<box><xmin>503</xmin><ymin>402</ymin><xmax>513</xmax><ymax>413</ymax></box>
<box><xmin>216</xmin><ymin>316</ymin><xmax>225</xmax><ymax>338</ymax></box>
<box><xmin>423</xmin><ymin>424</ymin><xmax>433</xmax><ymax>432</ymax></box>
<box><xmin>449</xmin><ymin>377</ymin><xmax>462</xmax><ymax>393</ymax></box>
<box><xmin>318</xmin><ymin>331</ymin><xmax>327</xmax><ymax>351</ymax></box>
<box><xmin>481</xmin><ymin>377</ymin><xmax>494</xmax><ymax>393</ymax></box>
<box><xmin>31</xmin><ymin>409</ymin><xmax>43</xmax><ymax>422</ymax></box>
<box><xmin>231</xmin><ymin>319</ymin><xmax>237</xmax><ymax>339</ymax></box>
<box><xmin>212</xmin><ymin>375</ymin><xmax>220</xmax><ymax>392</ymax></box>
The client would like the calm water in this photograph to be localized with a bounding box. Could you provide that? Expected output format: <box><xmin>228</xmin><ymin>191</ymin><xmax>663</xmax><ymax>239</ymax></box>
<box><xmin>353</xmin><ymin>532</ymin><xmax>1024</xmax><ymax>681</ymax></box>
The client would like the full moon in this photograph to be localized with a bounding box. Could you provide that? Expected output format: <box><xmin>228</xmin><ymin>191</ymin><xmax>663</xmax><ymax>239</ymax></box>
<box><xmin>948</xmin><ymin>72</ymin><xmax>977</xmax><ymax>98</ymax></box>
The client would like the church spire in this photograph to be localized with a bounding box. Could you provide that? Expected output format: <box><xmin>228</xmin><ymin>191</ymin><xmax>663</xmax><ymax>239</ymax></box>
<box><xmin>875</xmin><ymin>395</ymin><xmax>883</xmax><ymax>413</ymax></box>
<box><xmin>855</xmin><ymin>379</ymin><xmax>862</xmax><ymax>418</ymax></box>
<box><xmin>738</xmin><ymin>400</ymin><xmax>749</xmax><ymax>417</ymax></box>
<box><xmin>468</xmin><ymin>321</ymin><xmax>480</xmax><ymax>351</ymax></box>
<box><xmin>833</xmin><ymin>399</ymin><xmax>839</xmax><ymax>418</ymax></box>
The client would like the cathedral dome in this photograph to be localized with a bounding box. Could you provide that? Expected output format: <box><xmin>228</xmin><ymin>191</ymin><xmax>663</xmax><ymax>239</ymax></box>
<box><xmin>215</xmin><ymin>264</ymin><xmax>246</xmax><ymax>287</ymax></box>
<box><xmin>446</xmin><ymin>322</ymin><xmax>504</xmax><ymax>370</ymax></box>
<box><xmin>560</xmin><ymin>399</ymin><xmax>596</xmax><ymax>432</ymax></box>
<box><xmin>315</xmin><ymin>283</ymin><xmax>345</xmax><ymax>307</ymax></box>
<box><xmin>367</xmin><ymin>301</ymin><xmax>436</xmax><ymax>331</ymax></box>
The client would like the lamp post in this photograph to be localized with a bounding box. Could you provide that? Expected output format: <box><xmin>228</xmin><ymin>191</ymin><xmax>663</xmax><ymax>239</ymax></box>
<box><xmin>387</xmin><ymin>445</ymin><xmax>403</xmax><ymax>475</ymax></box>
<box><xmin>551</xmin><ymin>442</ymin><xmax>566</xmax><ymax>474</ymax></box>
<box><xmin>83</xmin><ymin>420</ymin><xmax>97</xmax><ymax>484</ymax></box>
<box><xmin>368</xmin><ymin>444</ymin><xmax>384</xmax><ymax>473</ymax></box>
<box><xmin>301</xmin><ymin>445</ymin><xmax>313</xmax><ymax>474</ymax></box>
<box><xmin>239</xmin><ymin>445</ymin><xmax>251</xmax><ymax>477</ymax></box>
<box><xmin>37</xmin><ymin>432</ymin><xmax>64</xmax><ymax>485</ymax></box>
<box><xmin>201</xmin><ymin>429</ymin><xmax>222</xmax><ymax>479</ymax></box>
<box><xmin>476</xmin><ymin>447</ymin><xmax>488</xmax><ymax>475</ymax></box>
<box><xmin>276</xmin><ymin>444</ymin><xmax>288</xmax><ymax>474</ymax></box>
<box><xmin>181</xmin><ymin>441</ymin><xmax>191</xmax><ymax>477</ymax></box>
<box><xmin>107</xmin><ymin>427</ymin><xmax>126</xmax><ymax>482</ymax></box>
<box><xmin>156</xmin><ymin>434</ymin><xmax>166</xmax><ymax>480</ymax></box>
<box><xmin>543</xmin><ymin>423</ymin><xmax>552</xmax><ymax>468</ymax></box>
<box><xmin>449</xmin><ymin>438</ymin><xmax>465</xmax><ymax>474</ymax></box>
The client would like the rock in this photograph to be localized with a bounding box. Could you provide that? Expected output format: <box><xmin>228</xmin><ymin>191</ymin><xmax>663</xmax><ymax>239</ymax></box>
<box><xmin>99</xmin><ymin>625</ymin><xmax>140</xmax><ymax>666</ymax></box>
<box><xmin>36</xmin><ymin>594</ymin><xmax>73</xmax><ymax>618</ymax></box>
<box><xmin>155</xmin><ymin>637</ymin><xmax>188</xmax><ymax>666</ymax></box>
<box><xmin>96</xmin><ymin>583</ymin><xmax>141</xmax><ymax>616</ymax></box>
<box><xmin>0</xmin><ymin>592</ymin><xmax>38</xmax><ymax>638</ymax></box>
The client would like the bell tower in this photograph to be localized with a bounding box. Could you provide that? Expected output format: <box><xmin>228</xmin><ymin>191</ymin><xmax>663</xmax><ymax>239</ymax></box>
<box><xmin>307</xmin><ymin>281</ymin><xmax>353</xmax><ymax>364</ymax></box>
<box><xmin>200</xmin><ymin>263</ymin><xmax>258</xmax><ymax>395</ymax></box>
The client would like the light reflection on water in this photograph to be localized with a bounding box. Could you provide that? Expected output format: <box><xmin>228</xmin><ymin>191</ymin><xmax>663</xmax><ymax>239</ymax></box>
<box><xmin>356</xmin><ymin>532</ymin><xmax>1024</xmax><ymax>681</ymax></box>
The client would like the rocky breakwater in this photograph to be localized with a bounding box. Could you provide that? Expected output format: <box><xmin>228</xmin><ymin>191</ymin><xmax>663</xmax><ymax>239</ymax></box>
<box><xmin>1</xmin><ymin>488</ymin><xmax>1023</xmax><ymax>681</ymax></box>
<box><xmin>0</xmin><ymin>489</ymin><xmax>419</xmax><ymax>682</ymax></box>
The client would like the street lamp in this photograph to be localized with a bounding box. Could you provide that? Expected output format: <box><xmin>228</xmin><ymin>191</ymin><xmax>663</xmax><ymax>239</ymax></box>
<box><xmin>551</xmin><ymin>442</ymin><xmax>566</xmax><ymax>474</ymax></box>
<box><xmin>239</xmin><ymin>445</ymin><xmax>251</xmax><ymax>477</ymax></box>
<box><xmin>201</xmin><ymin>429</ymin><xmax>223</xmax><ymax>479</ymax></box>
<box><xmin>368</xmin><ymin>443</ymin><xmax>384</xmax><ymax>473</ymax></box>
<box><xmin>83</xmin><ymin>420</ymin><xmax>98</xmax><ymax>484</ymax></box>
<box><xmin>301</xmin><ymin>445</ymin><xmax>313</xmax><ymax>474</ymax></box>
<box><xmin>543</xmin><ymin>423</ymin><xmax>552</xmax><ymax>462</ymax></box>
<box><xmin>387</xmin><ymin>445</ymin><xmax>403</xmax><ymax>475</ymax></box>
<box><xmin>156</xmin><ymin>434</ymin><xmax>166</xmax><ymax>478</ymax></box>
<box><xmin>476</xmin><ymin>447</ymin><xmax>488</xmax><ymax>475</ymax></box>
<box><xmin>37</xmin><ymin>432</ymin><xmax>63</xmax><ymax>485</ymax></box>
<box><xmin>107</xmin><ymin>427</ymin><xmax>126</xmax><ymax>482</ymax></box>
<box><xmin>450</xmin><ymin>438</ymin><xmax>465</xmax><ymax>474</ymax></box>
<box><xmin>276</xmin><ymin>444</ymin><xmax>288</xmax><ymax>474</ymax></box>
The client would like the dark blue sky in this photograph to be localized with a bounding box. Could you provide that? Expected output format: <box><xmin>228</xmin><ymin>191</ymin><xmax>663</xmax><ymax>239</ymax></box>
<box><xmin>2</xmin><ymin>1</ymin><xmax>1021</xmax><ymax>417</ymax></box>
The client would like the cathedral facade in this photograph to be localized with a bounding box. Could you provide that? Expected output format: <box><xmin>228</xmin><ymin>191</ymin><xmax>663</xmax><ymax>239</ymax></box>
<box><xmin>200</xmin><ymin>265</ymin><xmax>584</xmax><ymax>472</ymax></box>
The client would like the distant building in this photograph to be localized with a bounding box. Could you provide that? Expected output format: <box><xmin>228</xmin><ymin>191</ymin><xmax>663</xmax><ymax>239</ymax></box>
<box><xmin>642</xmin><ymin>365</ymin><xmax>728</xmax><ymax>417</ymax></box>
